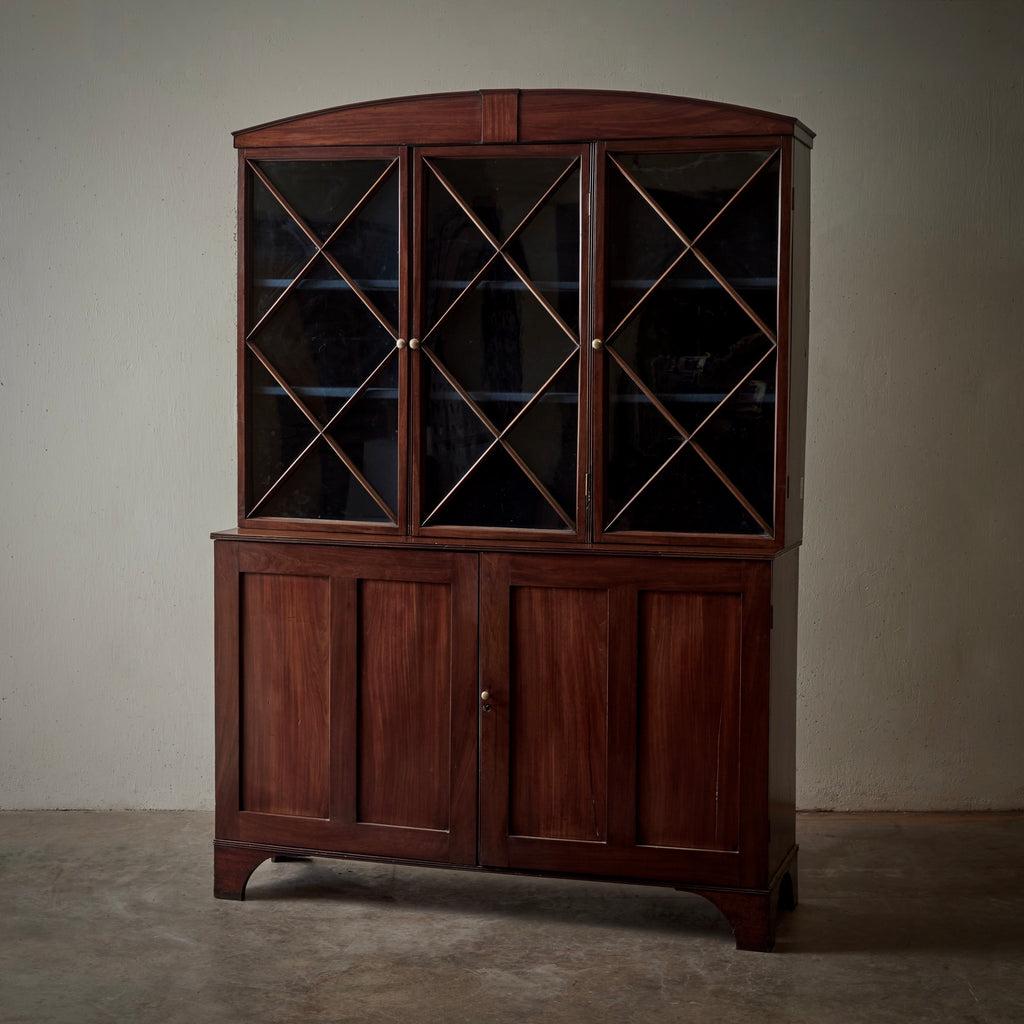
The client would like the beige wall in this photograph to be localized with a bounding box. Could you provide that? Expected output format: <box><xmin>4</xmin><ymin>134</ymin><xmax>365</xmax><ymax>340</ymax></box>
<box><xmin>1</xmin><ymin>0</ymin><xmax>1022</xmax><ymax>810</ymax></box>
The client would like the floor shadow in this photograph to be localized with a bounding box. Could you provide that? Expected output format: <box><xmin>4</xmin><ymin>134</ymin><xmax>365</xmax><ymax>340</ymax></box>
<box><xmin>244</xmin><ymin>858</ymin><xmax>734</xmax><ymax>940</ymax></box>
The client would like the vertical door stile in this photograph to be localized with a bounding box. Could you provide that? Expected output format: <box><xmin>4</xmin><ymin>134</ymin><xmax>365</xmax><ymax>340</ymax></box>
<box><xmin>606</xmin><ymin>582</ymin><xmax>638</xmax><ymax>849</ymax></box>
<box><xmin>397</xmin><ymin>145</ymin><xmax>411</xmax><ymax>536</ymax></box>
<box><xmin>330</xmin><ymin>574</ymin><xmax>359</xmax><ymax>826</ymax></box>
<box><xmin>478</xmin><ymin>553</ymin><xmax>510</xmax><ymax>867</ymax></box>
<box><xmin>589</xmin><ymin>142</ymin><xmax>607</xmax><ymax>545</ymax></box>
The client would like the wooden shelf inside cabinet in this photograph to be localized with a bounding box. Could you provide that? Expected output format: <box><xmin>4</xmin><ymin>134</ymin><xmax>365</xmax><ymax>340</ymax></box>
<box><xmin>217</xmin><ymin>89</ymin><xmax>811</xmax><ymax>952</ymax></box>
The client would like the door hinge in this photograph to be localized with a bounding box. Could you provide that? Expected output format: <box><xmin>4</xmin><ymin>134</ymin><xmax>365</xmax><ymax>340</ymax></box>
<box><xmin>769</xmin><ymin>604</ymin><xmax>774</xmax><ymax>630</ymax></box>
<box><xmin>584</xmin><ymin>472</ymin><xmax>592</xmax><ymax>505</ymax></box>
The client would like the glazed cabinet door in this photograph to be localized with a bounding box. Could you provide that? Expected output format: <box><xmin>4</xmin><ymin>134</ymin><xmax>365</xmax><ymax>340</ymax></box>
<box><xmin>410</xmin><ymin>145</ymin><xmax>589</xmax><ymax>541</ymax></box>
<box><xmin>594</xmin><ymin>140</ymin><xmax>786</xmax><ymax>547</ymax></box>
<box><xmin>240</xmin><ymin>149</ymin><xmax>408</xmax><ymax>533</ymax></box>
<box><xmin>215</xmin><ymin>542</ymin><xmax>477</xmax><ymax>863</ymax></box>
<box><xmin>479</xmin><ymin>553</ymin><xmax>770</xmax><ymax>888</ymax></box>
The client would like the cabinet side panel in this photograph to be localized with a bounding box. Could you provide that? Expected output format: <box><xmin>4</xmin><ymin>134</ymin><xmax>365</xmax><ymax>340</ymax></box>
<box><xmin>637</xmin><ymin>592</ymin><xmax>741</xmax><ymax>851</ymax></box>
<box><xmin>509</xmin><ymin>586</ymin><xmax>609</xmax><ymax>841</ymax></box>
<box><xmin>769</xmin><ymin>549</ymin><xmax>799</xmax><ymax>873</ymax></box>
<box><xmin>785</xmin><ymin>141</ymin><xmax>811</xmax><ymax>545</ymax></box>
<box><xmin>240</xmin><ymin>573</ymin><xmax>331</xmax><ymax>818</ymax></box>
<box><xmin>357</xmin><ymin>580</ymin><xmax>452</xmax><ymax>830</ymax></box>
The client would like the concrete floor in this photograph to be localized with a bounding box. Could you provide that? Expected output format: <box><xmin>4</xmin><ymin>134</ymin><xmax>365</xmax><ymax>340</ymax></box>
<box><xmin>1</xmin><ymin>813</ymin><xmax>1021</xmax><ymax>1023</ymax></box>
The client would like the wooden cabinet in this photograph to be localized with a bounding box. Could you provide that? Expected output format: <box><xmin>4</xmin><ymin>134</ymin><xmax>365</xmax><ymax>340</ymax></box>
<box><xmin>215</xmin><ymin>90</ymin><xmax>811</xmax><ymax>952</ymax></box>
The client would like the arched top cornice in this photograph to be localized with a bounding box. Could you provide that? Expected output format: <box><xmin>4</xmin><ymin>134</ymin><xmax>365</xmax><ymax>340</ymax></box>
<box><xmin>233</xmin><ymin>89</ymin><xmax>814</xmax><ymax>149</ymax></box>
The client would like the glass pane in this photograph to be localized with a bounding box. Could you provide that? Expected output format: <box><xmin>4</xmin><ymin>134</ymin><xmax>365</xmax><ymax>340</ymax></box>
<box><xmin>249</xmin><ymin>177</ymin><xmax>315</xmax><ymax>328</ymax></box>
<box><xmin>612</xmin><ymin>443</ymin><xmax>762</xmax><ymax>535</ymax></box>
<box><xmin>692</xmin><ymin>350</ymin><xmax>777</xmax><ymax>523</ymax></box>
<box><xmin>505</xmin><ymin>359</ymin><xmax>579</xmax><ymax>516</ymax></box>
<box><xmin>610</xmin><ymin>254</ymin><xmax>774</xmax><ymax>435</ymax></box>
<box><xmin>430</xmin><ymin>157</ymin><xmax>573</xmax><ymax>242</ymax></box>
<box><xmin>503</xmin><ymin>167</ymin><xmax>580</xmax><ymax>334</ymax></box>
<box><xmin>433</xmin><ymin>445</ymin><xmax>565</xmax><ymax>531</ymax></box>
<box><xmin>421</xmin><ymin>154</ymin><xmax>581</xmax><ymax>532</ymax></box>
<box><xmin>327</xmin><ymin>356</ymin><xmax>400</xmax><ymax>515</ymax></box>
<box><xmin>604</xmin><ymin>357</ymin><xmax>680</xmax><ymax>526</ymax></box>
<box><xmin>247</xmin><ymin>355</ymin><xmax>316</xmax><ymax>507</ymax></box>
<box><xmin>695</xmin><ymin>153</ymin><xmax>780</xmax><ymax>331</ymax></box>
<box><xmin>252</xmin><ymin>257</ymin><xmax>394</xmax><ymax>424</ymax></box>
<box><xmin>259</xmin><ymin>439</ymin><xmax>389</xmax><ymax>523</ymax></box>
<box><xmin>246</xmin><ymin>158</ymin><xmax>401</xmax><ymax>525</ymax></box>
<box><xmin>327</xmin><ymin>168</ymin><xmax>399</xmax><ymax>331</ymax></box>
<box><xmin>423</xmin><ymin>173</ymin><xmax>495</xmax><ymax>330</ymax></box>
<box><xmin>427</xmin><ymin>258</ymin><xmax>575</xmax><ymax>431</ymax></box>
<box><xmin>256</xmin><ymin>160</ymin><xmax>389</xmax><ymax>239</ymax></box>
<box><xmin>604</xmin><ymin>148</ymin><xmax>779</xmax><ymax>536</ymax></box>
<box><xmin>620</xmin><ymin>150</ymin><xmax>772</xmax><ymax>241</ymax></box>
<box><xmin>605</xmin><ymin>163</ymin><xmax>680</xmax><ymax>332</ymax></box>
<box><xmin>421</xmin><ymin>360</ymin><xmax>495</xmax><ymax>521</ymax></box>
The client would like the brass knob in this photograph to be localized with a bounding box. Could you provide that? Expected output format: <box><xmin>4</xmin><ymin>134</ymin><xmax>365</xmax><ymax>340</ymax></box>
<box><xmin>395</xmin><ymin>337</ymin><xmax>407</xmax><ymax>350</ymax></box>
<box><xmin>591</xmin><ymin>338</ymin><xmax>603</xmax><ymax>350</ymax></box>
<box><xmin>409</xmin><ymin>337</ymin><xmax>421</xmax><ymax>350</ymax></box>
<box><xmin>480</xmin><ymin>691</ymin><xmax>491</xmax><ymax>702</ymax></box>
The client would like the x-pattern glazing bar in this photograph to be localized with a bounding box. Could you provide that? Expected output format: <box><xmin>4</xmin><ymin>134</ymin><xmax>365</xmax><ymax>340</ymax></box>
<box><xmin>424</xmin><ymin>159</ymin><xmax>580</xmax><ymax>345</ymax></box>
<box><xmin>421</xmin><ymin>346</ymin><xmax>575</xmax><ymax>529</ymax></box>
<box><xmin>247</xmin><ymin>159</ymin><xmax>399</xmax><ymax>338</ymax></box>
<box><xmin>607</xmin><ymin>153</ymin><xmax>777</xmax><ymax>345</ymax></box>
<box><xmin>604</xmin><ymin>149</ymin><xmax>779</xmax><ymax>345</ymax></box>
<box><xmin>604</xmin><ymin>345</ymin><xmax>776</xmax><ymax>533</ymax></box>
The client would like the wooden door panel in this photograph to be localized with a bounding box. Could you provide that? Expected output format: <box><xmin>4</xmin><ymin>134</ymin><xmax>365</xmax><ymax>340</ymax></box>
<box><xmin>637</xmin><ymin>591</ymin><xmax>740</xmax><ymax>851</ymax></box>
<box><xmin>240</xmin><ymin>574</ymin><xmax>331</xmax><ymax>818</ymax></box>
<box><xmin>216</xmin><ymin>542</ymin><xmax>478</xmax><ymax>864</ymax></box>
<box><xmin>358</xmin><ymin>579</ymin><xmax>451</xmax><ymax>830</ymax></box>
<box><xmin>508</xmin><ymin>586</ymin><xmax>608</xmax><ymax>841</ymax></box>
<box><xmin>480</xmin><ymin>553</ymin><xmax>769</xmax><ymax>888</ymax></box>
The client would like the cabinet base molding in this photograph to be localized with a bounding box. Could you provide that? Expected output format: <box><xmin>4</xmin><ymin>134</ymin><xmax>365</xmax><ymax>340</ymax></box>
<box><xmin>213</xmin><ymin>841</ymin><xmax>798</xmax><ymax>951</ymax></box>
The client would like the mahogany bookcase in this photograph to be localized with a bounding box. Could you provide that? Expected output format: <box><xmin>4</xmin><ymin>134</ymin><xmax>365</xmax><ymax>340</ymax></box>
<box><xmin>212</xmin><ymin>89</ymin><xmax>812</xmax><ymax>951</ymax></box>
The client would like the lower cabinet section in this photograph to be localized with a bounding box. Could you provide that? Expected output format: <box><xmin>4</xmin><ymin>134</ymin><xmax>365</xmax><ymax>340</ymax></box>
<box><xmin>214</xmin><ymin>540</ymin><xmax>797</xmax><ymax>951</ymax></box>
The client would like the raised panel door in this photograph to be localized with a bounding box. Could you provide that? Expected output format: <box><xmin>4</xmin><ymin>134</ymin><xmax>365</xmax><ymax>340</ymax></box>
<box><xmin>215</xmin><ymin>542</ymin><xmax>477</xmax><ymax>864</ymax></box>
<box><xmin>479</xmin><ymin>552</ymin><xmax>770</xmax><ymax>888</ymax></box>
